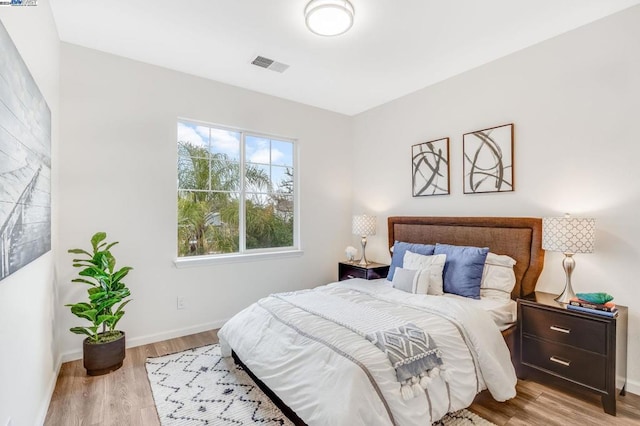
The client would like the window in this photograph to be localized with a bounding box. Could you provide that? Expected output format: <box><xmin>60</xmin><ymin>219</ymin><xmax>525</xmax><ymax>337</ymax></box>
<box><xmin>177</xmin><ymin>120</ymin><xmax>297</xmax><ymax>260</ymax></box>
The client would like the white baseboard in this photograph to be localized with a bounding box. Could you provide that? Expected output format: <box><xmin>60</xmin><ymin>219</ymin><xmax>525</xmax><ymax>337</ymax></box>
<box><xmin>37</xmin><ymin>353</ymin><xmax>62</xmax><ymax>425</ymax></box>
<box><xmin>626</xmin><ymin>378</ymin><xmax>640</xmax><ymax>396</ymax></box>
<box><xmin>59</xmin><ymin>318</ymin><xmax>229</xmax><ymax>363</ymax></box>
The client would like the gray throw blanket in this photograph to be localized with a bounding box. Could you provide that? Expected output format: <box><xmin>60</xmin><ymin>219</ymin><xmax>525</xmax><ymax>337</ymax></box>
<box><xmin>369</xmin><ymin>323</ymin><xmax>442</xmax><ymax>372</ymax></box>
<box><xmin>275</xmin><ymin>290</ymin><xmax>445</xmax><ymax>400</ymax></box>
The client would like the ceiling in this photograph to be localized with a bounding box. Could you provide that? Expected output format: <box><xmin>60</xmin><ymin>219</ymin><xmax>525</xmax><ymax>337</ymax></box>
<box><xmin>49</xmin><ymin>0</ymin><xmax>640</xmax><ymax>116</ymax></box>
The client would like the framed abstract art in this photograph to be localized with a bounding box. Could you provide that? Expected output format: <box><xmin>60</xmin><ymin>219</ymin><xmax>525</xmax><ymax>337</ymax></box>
<box><xmin>463</xmin><ymin>123</ymin><xmax>514</xmax><ymax>194</ymax></box>
<box><xmin>412</xmin><ymin>137</ymin><xmax>449</xmax><ymax>196</ymax></box>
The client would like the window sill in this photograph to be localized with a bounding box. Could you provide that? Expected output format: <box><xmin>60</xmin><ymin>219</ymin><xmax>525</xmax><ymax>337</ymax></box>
<box><xmin>174</xmin><ymin>249</ymin><xmax>304</xmax><ymax>268</ymax></box>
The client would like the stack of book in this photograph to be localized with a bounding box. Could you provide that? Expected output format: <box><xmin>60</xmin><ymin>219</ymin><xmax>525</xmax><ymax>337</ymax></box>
<box><xmin>567</xmin><ymin>298</ymin><xmax>618</xmax><ymax>317</ymax></box>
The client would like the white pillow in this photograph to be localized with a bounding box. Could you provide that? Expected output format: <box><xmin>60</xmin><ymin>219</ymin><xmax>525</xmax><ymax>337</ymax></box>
<box><xmin>391</xmin><ymin>267</ymin><xmax>418</xmax><ymax>293</ymax></box>
<box><xmin>480</xmin><ymin>252</ymin><xmax>517</xmax><ymax>300</ymax></box>
<box><xmin>402</xmin><ymin>251</ymin><xmax>446</xmax><ymax>295</ymax></box>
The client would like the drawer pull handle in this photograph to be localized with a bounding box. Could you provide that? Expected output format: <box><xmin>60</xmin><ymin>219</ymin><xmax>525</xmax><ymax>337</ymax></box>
<box><xmin>550</xmin><ymin>356</ymin><xmax>571</xmax><ymax>367</ymax></box>
<box><xmin>550</xmin><ymin>325</ymin><xmax>570</xmax><ymax>334</ymax></box>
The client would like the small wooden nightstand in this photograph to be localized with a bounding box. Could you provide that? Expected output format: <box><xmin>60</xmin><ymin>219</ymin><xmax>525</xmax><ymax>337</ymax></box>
<box><xmin>338</xmin><ymin>262</ymin><xmax>389</xmax><ymax>281</ymax></box>
<box><xmin>517</xmin><ymin>291</ymin><xmax>628</xmax><ymax>415</ymax></box>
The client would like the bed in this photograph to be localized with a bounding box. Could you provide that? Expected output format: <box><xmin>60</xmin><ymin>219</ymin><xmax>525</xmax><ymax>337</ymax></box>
<box><xmin>219</xmin><ymin>216</ymin><xmax>545</xmax><ymax>425</ymax></box>
<box><xmin>386</xmin><ymin>216</ymin><xmax>545</xmax><ymax>357</ymax></box>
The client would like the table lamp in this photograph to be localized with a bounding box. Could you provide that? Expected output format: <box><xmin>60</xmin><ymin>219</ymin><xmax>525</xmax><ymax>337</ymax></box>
<box><xmin>352</xmin><ymin>215</ymin><xmax>376</xmax><ymax>266</ymax></box>
<box><xmin>542</xmin><ymin>214</ymin><xmax>595</xmax><ymax>304</ymax></box>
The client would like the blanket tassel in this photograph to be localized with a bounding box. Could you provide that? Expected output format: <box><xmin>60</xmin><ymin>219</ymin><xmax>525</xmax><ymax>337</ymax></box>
<box><xmin>400</xmin><ymin>382</ymin><xmax>414</xmax><ymax>400</ymax></box>
<box><xmin>401</xmin><ymin>367</ymin><xmax>449</xmax><ymax>399</ymax></box>
<box><xmin>440</xmin><ymin>367</ymin><xmax>452</xmax><ymax>382</ymax></box>
<box><xmin>419</xmin><ymin>372</ymin><xmax>431</xmax><ymax>388</ymax></box>
<box><xmin>428</xmin><ymin>366</ymin><xmax>440</xmax><ymax>379</ymax></box>
<box><xmin>411</xmin><ymin>376</ymin><xmax>423</xmax><ymax>396</ymax></box>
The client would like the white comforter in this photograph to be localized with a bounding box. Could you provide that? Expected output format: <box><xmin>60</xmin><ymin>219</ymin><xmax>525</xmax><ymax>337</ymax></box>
<box><xmin>218</xmin><ymin>279</ymin><xmax>517</xmax><ymax>426</ymax></box>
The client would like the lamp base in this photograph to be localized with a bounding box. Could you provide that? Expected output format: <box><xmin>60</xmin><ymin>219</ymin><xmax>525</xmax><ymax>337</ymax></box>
<box><xmin>358</xmin><ymin>236</ymin><xmax>370</xmax><ymax>266</ymax></box>
<box><xmin>554</xmin><ymin>283</ymin><xmax>576</xmax><ymax>304</ymax></box>
<box><xmin>357</xmin><ymin>257</ymin><xmax>370</xmax><ymax>266</ymax></box>
<box><xmin>554</xmin><ymin>253</ymin><xmax>576</xmax><ymax>304</ymax></box>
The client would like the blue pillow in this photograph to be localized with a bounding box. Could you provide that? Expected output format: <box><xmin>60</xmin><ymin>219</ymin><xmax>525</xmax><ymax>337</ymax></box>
<box><xmin>434</xmin><ymin>243</ymin><xmax>489</xmax><ymax>299</ymax></box>
<box><xmin>387</xmin><ymin>241</ymin><xmax>435</xmax><ymax>281</ymax></box>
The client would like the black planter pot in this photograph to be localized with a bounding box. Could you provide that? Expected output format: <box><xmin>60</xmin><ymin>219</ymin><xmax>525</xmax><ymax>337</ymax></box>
<box><xmin>83</xmin><ymin>331</ymin><xmax>126</xmax><ymax>376</ymax></box>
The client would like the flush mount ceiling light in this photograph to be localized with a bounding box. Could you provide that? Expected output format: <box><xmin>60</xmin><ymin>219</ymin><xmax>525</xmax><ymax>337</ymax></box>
<box><xmin>304</xmin><ymin>0</ymin><xmax>355</xmax><ymax>37</ymax></box>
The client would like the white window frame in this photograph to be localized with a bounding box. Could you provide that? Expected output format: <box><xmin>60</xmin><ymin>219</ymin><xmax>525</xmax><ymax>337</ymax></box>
<box><xmin>174</xmin><ymin>119</ymin><xmax>302</xmax><ymax>268</ymax></box>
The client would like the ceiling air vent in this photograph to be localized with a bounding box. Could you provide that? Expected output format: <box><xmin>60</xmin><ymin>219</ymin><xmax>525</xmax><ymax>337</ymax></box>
<box><xmin>251</xmin><ymin>56</ymin><xmax>290</xmax><ymax>73</ymax></box>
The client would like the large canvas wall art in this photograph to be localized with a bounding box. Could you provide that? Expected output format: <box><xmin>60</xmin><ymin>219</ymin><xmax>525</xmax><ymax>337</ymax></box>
<box><xmin>412</xmin><ymin>137</ymin><xmax>449</xmax><ymax>196</ymax></box>
<box><xmin>0</xmin><ymin>21</ymin><xmax>51</xmax><ymax>281</ymax></box>
<box><xmin>463</xmin><ymin>123</ymin><xmax>514</xmax><ymax>194</ymax></box>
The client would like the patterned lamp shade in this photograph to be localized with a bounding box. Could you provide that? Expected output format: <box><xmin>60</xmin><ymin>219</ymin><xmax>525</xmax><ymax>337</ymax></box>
<box><xmin>352</xmin><ymin>215</ymin><xmax>376</xmax><ymax>236</ymax></box>
<box><xmin>542</xmin><ymin>216</ymin><xmax>595</xmax><ymax>254</ymax></box>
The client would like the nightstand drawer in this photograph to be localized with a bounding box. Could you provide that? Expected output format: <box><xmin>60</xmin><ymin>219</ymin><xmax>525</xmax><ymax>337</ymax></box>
<box><xmin>338</xmin><ymin>262</ymin><xmax>389</xmax><ymax>281</ymax></box>
<box><xmin>521</xmin><ymin>305</ymin><xmax>607</xmax><ymax>354</ymax></box>
<box><xmin>522</xmin><ymin>336</ymin><xmax>606</xmax><ymax>390</ymax></box>
<box><xmin>340</xmin><ymin>267</ymin><xmax>366</xmax><ymax>280</ymax></box>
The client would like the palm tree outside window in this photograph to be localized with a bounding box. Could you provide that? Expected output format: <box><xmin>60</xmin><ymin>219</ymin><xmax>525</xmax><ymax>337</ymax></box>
<box><xmin>177</xmin><ymin>120</ymin><xmax>296</xmax><ymax>258</ymax></box>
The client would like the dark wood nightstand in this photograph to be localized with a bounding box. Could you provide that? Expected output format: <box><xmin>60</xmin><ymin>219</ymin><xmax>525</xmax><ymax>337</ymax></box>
<box><xmin>338</xmin><ymin>262</ymin><xmax>389</xmax><ymax>281</ymax></box>
<box><xmin>517</xmin><ymin>291</ymin><xmax>628</xmax><ymax>415</ymax></box>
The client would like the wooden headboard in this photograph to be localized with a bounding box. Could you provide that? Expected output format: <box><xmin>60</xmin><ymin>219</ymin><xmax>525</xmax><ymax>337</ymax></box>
<box><xmin>388</xmin><ymin>216</ymin><xmax>545</xmax><ymax>299</ymax></box>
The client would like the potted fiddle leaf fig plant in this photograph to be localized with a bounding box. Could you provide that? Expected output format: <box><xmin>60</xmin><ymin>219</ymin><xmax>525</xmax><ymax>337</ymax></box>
<box><xmin>66</xmin><ymin>232</ymin><xmax>133</xmax><ymax>376</ymax></box>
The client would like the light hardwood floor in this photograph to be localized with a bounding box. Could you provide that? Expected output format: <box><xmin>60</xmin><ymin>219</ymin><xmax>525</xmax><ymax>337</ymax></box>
<box><xmin>45</xmin><ymin>330</ymin><xmax>640</xmax><ymax>425</ymax></box>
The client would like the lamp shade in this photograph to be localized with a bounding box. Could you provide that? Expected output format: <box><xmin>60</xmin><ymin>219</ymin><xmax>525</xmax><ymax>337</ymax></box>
<box><xmin>352</xmin><ymin>215</ymin><xmax>376</xmax><ymax>236</ymax></box>
<box><xmin>542</xmin><ymin>216</ymin><xmax>595</xmax><ymax>254</ymax></box>
<box><xmin>304</xmin><ymin>0</ymin><xmax>355</xmax><ymax>36</ymax></box>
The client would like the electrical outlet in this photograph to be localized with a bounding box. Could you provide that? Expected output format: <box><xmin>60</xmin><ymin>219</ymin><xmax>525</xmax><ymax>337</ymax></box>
<box><xmin>177</xmin><ymin>296</ymin><xmax>186</xmax><ymax>310</ymax></box>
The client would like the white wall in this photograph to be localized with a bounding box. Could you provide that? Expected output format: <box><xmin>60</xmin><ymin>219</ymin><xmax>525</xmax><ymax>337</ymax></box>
<box><xmin>57</xmin><ymin>43</ymin><xmax>353</xmax><ymax>359</ymax></box>
<box><xmin>352</xmin><ymin>6</ymin><xmax>640</xmax><ymax>393</ymax></box>
<box><xmin>0</xmin><ymin>1</ymin><xmax>60</xmax><ymax>425</ymax></box>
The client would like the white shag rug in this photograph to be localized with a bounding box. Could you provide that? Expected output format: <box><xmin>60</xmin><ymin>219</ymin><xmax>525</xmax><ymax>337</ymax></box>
<box><xmin>146</xmin><ymin>344</ymin><xmax>495</xmax><ymax>426</ymax></box>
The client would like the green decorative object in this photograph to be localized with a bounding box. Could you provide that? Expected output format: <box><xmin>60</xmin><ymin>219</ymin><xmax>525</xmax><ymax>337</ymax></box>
<box><xmin>576</xmin><ymin>292</ymin><xmax>613</xmax><ymax>304</ymax></box>
<box><xmin>66</xmin><ymin>232</ymin><xmax>133</xmax><ymax>375</ymax></box>
<box><xmin>66</xmin><ymin>232</ymin><xmax>133</xmax><ymax>343</ymax></box>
